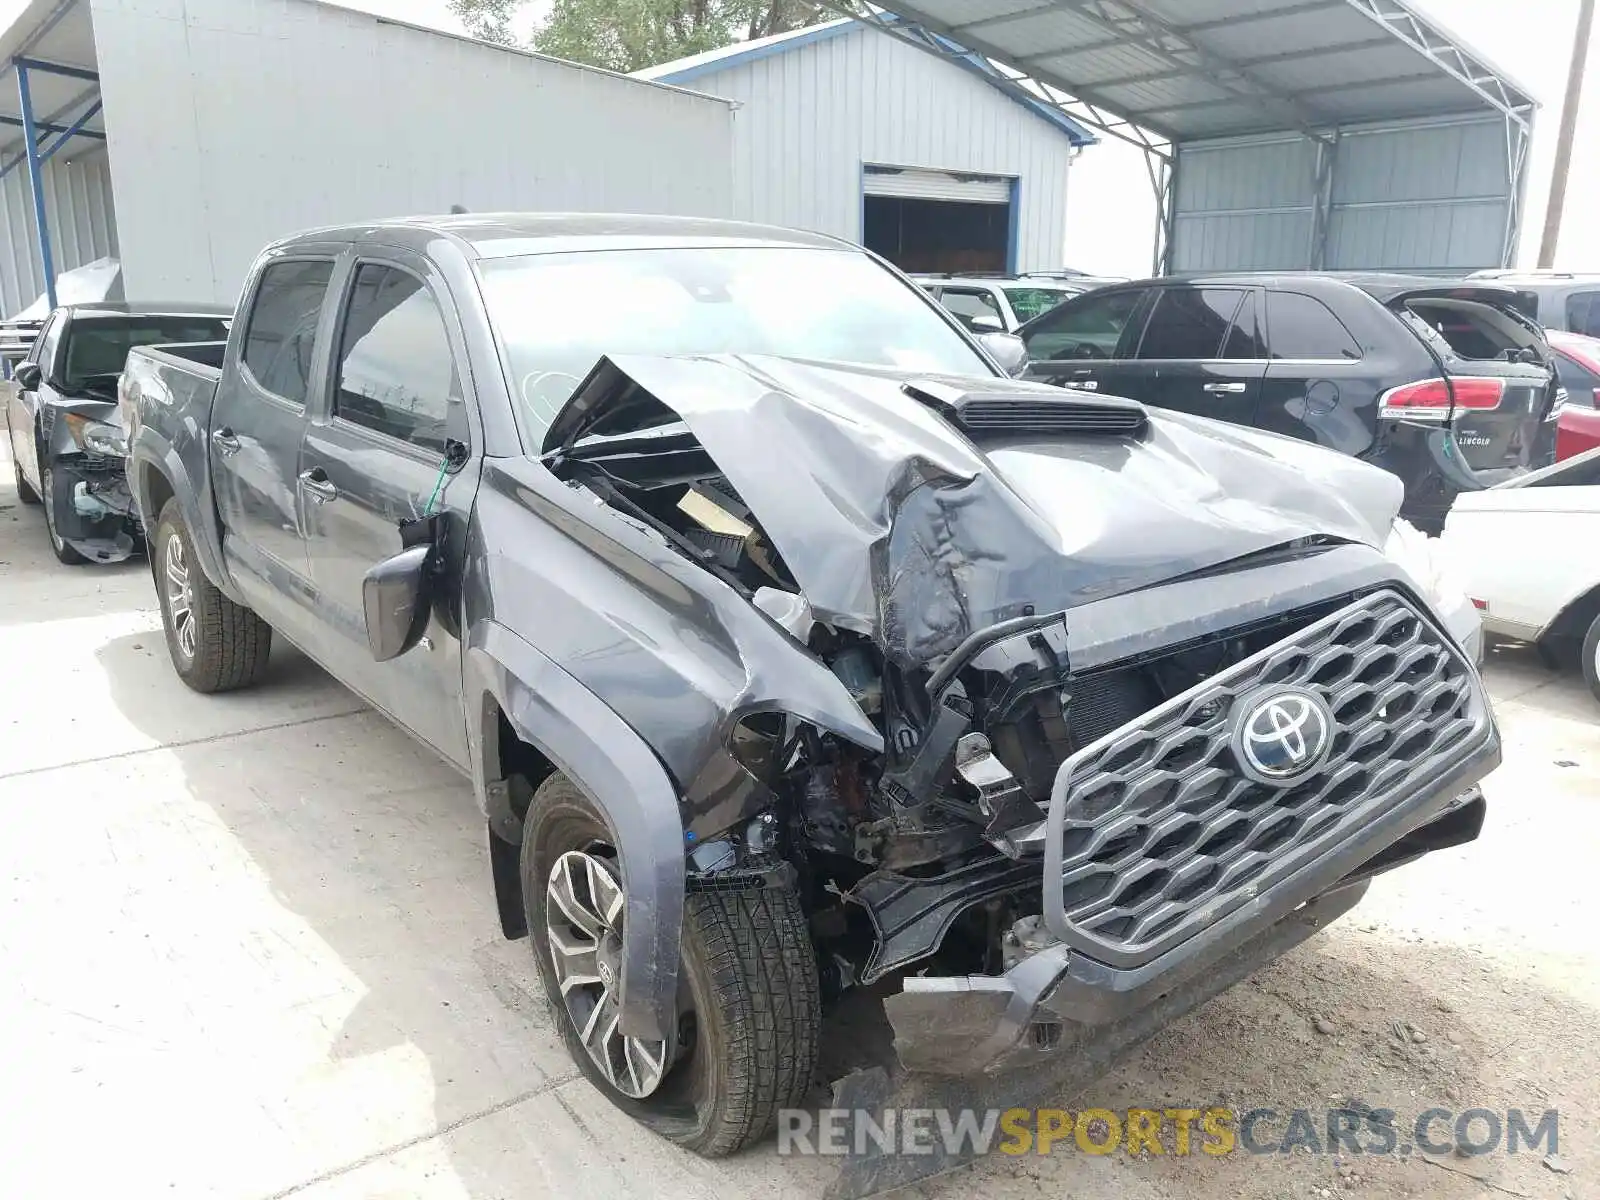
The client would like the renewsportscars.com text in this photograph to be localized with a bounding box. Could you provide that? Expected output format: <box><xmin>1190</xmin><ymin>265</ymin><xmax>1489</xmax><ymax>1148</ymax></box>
<box><xmin>777</xmin><ymin>1106</ymin><xmax>1560</xmax><ymax>1159</ymax></box>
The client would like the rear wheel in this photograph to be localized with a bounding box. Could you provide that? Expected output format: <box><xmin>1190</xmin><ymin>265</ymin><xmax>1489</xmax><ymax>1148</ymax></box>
<box><xmin>41</xmin><ymin>466</ymin><xmax>88</xmax><ymax>565</ymax></box>
<box><xmin>1582</xmin><ymin>613</ymin><xmax>1600</xmax><ymax>706</ymax></box>
<box><xmin>154</xmin><ymin>499</ymin><xmax>273</xmax><ymax>692</ymax></box>
<box><xmin>523</xmin><ymin>775</ymin><xmax>820</xmax><ymax>1156</ymax></box>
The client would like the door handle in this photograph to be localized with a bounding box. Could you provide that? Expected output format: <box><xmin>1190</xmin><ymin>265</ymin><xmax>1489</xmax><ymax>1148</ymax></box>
<box><xmin>1203</xmin><ymin>382</ymin><xmax>1248</xmax><ymax>394</ymax></box>
<box><xmin>298</xmin><ymin>467</ymin><xmax>338</xmax><ymax>503</ymax></box>
<box><xmin>211</xmin><ymin>427</ymin><xmax>241</xmax><ymax>455</ymax></box>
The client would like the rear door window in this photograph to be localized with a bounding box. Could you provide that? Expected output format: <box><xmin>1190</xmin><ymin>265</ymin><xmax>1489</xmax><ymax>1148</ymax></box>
<box><xmin>1567</xmin><ymin>292</ymin><xmax>1600</xmax><ymax>338</ymax></box>
<box><xmin>1264</xmin><ymin>292</ymin><xmax>1362</xmax><ymax>360</ymax></box>
<box><xmin>1136</xmin><ymin>288</ymin><xmax>1247</xmax><ymax>359</ymax></box>
<box><xmin>243</xmin><ymin>260</ymin><xmax>335</xmax><ymax>406</ymax></box>
<box><xmin>1020</xmin><ymin>288</ymin><xmax>1147</xmax><ymax>361</ymax></box>
<box><xmin>936</xmin><ymin>287</ymin><xmax>1003</xmax><ymax>332</ymax></box>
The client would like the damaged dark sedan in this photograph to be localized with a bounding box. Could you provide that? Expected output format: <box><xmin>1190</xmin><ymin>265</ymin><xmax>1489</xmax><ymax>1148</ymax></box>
<box><xmin>5</xmin><ymin>303</ymin><xmax>230</xmax><ymax>563</ymax></box>
<box><xmin>122</xmin><ymin>215</ymin><xmax>1500</xmax><ymax>1157</ymax></box>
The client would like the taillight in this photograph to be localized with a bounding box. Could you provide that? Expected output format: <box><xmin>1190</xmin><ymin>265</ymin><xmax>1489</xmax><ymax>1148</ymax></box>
<box><xmin>1379</xmin><ymin>376</ymin><xmax>1504</xmax><ymax>420</ymax></box>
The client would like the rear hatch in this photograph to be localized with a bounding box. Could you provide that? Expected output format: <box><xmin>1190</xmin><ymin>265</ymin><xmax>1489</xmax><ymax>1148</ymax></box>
<box><xmin>1373</xmin><ymin>283</ymin><xmax>1558</xmax><ymax>479</ymax></box>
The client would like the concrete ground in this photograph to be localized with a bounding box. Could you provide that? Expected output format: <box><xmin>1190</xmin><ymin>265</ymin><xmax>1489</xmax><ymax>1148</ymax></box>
<box><xmin>1</xmin><ymin>447</ymin><xmax>1596</xmax><ymax>1200</ymax></box>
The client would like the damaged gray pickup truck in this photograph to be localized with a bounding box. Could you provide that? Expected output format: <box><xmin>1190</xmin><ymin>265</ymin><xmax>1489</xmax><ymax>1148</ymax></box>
<box><xmin>124</xmin><ymin>214</ymin><xmax>1499</xmax><ymax>1157</ymax></box>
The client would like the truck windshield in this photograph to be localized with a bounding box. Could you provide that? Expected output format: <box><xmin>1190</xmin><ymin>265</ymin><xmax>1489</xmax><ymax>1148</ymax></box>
<box><xmin>62</xmin><ymin>315</ymin><xmax>230</xmax><ymax>392</ymax></box>
<box><xmin>476</xmin><ymin>245</ymin><xmax>993</xmax><ymax>438</ymax></box>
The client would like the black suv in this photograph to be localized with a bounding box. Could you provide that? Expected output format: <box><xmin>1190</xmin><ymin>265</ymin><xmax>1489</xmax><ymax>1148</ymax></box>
<box><xmin>1018</xmin><ymin>274</ymin><xmax>1561</xmax><ymax>531</ymax></box>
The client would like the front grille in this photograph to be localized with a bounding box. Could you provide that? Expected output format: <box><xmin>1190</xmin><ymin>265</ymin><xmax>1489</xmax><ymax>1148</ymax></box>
<box><xmin>1041</xmin><ymin>590</ymin><xmax>1488</xmax><ymax>968</ymax></box>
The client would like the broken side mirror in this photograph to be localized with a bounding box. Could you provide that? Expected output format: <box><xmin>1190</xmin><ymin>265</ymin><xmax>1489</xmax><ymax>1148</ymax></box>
<box><xmin>362</xmin><ymin>543</ymin><xmax>434</xmax><ymax>661</ymax></box>
<box><xmin>977</xmin><ymin>331</ymin><xmax>1028</xmax><ymax>377</ymax></box>
<box><xmin>14</xmin><ymin>362</ymin><xmax>42</xmax><ymax>390</ymax></box>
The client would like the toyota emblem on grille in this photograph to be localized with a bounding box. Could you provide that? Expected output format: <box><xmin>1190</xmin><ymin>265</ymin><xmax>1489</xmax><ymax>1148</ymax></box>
<box><xmin>1232</xmin><ymin>687</ymin><xmax>1334</xmax><ymax>785</ymax></box>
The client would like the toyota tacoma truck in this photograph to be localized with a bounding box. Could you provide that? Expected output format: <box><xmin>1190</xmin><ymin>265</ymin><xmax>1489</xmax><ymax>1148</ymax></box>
<box><xmin>124</xmin><ymin>214</ymin><xmax>1499</xmax><ymax>1157</ymax></box>
<box><xmin>5</xmin><ymin>302</ymin><xmax>231</xmax><ymax>563</ymax></box>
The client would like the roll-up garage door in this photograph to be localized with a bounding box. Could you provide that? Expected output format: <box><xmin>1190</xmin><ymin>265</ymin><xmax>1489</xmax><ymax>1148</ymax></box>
<box><xmin>862</xmin><ymin>166</ymin><xmax>1012</xmax><ymax>204</ymax></box>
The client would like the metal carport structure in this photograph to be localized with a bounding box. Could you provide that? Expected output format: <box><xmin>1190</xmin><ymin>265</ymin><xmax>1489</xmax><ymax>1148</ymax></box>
<box><xmin>0</xmin><ymin>0</ymin><xmax>108</xmax><ymax>314</ymax></box>
<box><xmin>830</xmin><ymin>0</ymin><xmax>1538</xmax><ymax>275</ymax></box>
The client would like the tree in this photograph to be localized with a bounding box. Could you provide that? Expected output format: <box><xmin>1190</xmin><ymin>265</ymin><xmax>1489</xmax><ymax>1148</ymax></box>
<box><xmin>448</xmin><ymin>0</ymin><xmax>828</xmax><ymax>72</ymax></box>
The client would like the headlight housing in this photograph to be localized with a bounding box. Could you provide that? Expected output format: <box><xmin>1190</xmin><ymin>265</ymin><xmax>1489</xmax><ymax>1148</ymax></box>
<box><xmin>62</xmin><ymin>413</ymin><xmax>129</xmax><ymax>457</ymax></box>
<box><xmin>1383</xmin><ymin>518</ymin><xmax>1482</xmax><ymax>665</ymax></box>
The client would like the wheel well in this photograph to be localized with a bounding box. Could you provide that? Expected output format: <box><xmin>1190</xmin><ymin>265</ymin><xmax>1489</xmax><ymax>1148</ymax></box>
<box><xmin>487</xmin><ymin>705</ymin><xmax>558</xmax><ymax>942</ymax></box>
<box><xmin>1543</xmin><ymin>583</ymin><xmax>1600</xmax><ymax>647</ymax></box>
<box><xmin>140</xmin><ymin>462</ymin><xmax>175</xmax><ymax>529</ymax></box>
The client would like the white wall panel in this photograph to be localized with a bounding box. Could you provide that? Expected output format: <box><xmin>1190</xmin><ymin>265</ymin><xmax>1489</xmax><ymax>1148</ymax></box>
<box><xmin>1172</xmin><ymin>117</ymin><xmax>1515</xmax><ymax>274</ymax></box>
<box><xmin>672</xmin><ymin>24</ymin><xmax>1077</xmax><ymax>272</ymax></box>
<box><xmin>0</xmin><ymin>146</ymin><xmax>118</xmax><ymax>316</ymax></box>
<box><xmin>89</xmin><ymin>0</ymin><xmax>735</xmax><ymax>304</ymax></box>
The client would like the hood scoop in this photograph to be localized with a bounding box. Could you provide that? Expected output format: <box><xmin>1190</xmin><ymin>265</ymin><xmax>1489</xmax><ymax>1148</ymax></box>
<box><xmin>902</xmin><ymin>379</ymin><xmax>1148</xmax><ymax>441</ymax></box>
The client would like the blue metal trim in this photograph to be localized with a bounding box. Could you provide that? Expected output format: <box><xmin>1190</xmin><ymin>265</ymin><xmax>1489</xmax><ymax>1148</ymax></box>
<box><xmin>14</xmin><ymin>61</ymin><xmax>58</xmax><ymax>309</ymax></box>
<box><xmin>648</xmin><ymin>20</ymin><xmax>858</xmax><ymax>84</ymax></box>
<box><xmin>12</xmin><ymin>56</ymin><xmax>98</xmax><ymax>83</ymax></box>
<box><xmin>1006</xmin><ymin>176</ymin><xmax>1021</xmax><ymax>273</ymax></box>
<box><xmin>858</xmin><ymin>160</ymin><xmax>866</xmax><ymax>247</ymax></box>
<box><xmin>40</xmin><ymin>97</ymin><xmax>103</xmax><ymax>161</ymax></box>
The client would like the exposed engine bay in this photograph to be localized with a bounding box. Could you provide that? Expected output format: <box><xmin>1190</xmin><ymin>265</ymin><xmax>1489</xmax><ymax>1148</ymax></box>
<box><xmin>543</xmin><ymin>354</ymin><xmax>1403</xmax><ymax>986</ymax></box>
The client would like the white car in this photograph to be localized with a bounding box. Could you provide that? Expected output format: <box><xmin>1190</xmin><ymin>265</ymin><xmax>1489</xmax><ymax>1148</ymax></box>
<box><xmin>1441</xmin><ymin>446</ymin><xmax>1600</xmax><ymax>702</ymax></box>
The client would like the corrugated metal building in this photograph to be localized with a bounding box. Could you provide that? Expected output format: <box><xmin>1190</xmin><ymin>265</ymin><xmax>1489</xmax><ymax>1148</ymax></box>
<box><xmin>638</xmin><ymin>20</ymin><xmax>1097</xmax><ymax>274</ymax></box>
<box><xmin>854</xmin><ymin>1</ymin><xmax>1538</xmax><ymax>276</ymax></box>
<box><xmin>0</xmin><ymin>0</ymin><xmax>734</xmax><ymax>315</ymax></box>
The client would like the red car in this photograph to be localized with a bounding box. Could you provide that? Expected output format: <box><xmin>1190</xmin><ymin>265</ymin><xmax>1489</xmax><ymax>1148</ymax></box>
<box><xmin>1550</xmin><ymin>330</ymin><xmax>1600</xmax><ymax>461</ymax></box>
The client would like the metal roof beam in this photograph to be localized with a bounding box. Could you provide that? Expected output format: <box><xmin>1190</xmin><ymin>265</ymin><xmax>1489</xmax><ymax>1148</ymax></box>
<box><xmin>1178</xmin><ymin>0</ymin><xmax>1346</xmax><ymax>34</ymax></box>
<box><xmin>1101</xmin><ymin>36</ymin><xmax>1395</xmax><ymax>87</ymax></box>
<box><xmin>1139</xmin><ymin>70</ymin><xmax>1439</xmax><ymax>114</ymax></box>
<box><xmin>1045</xmin><ymin>0</ymin><xmax>1336</xmax><ymax>138</ymax></box>
<box><xmin>11</xmin><ymin>56</ymin><xmax>98</xmax><ymax>83</ymax></box>
<box><xmin>1338</xmin><ymin>0</ymin><xmax>1534</xmax><ymax>125</ymax></box>
<box><xmin>0</xmin><ymin>113</ymin><xmax>103</xmax><ymax>138</ymax></box>
<box><xmin>828</xmin><ymin>3</ymin><xmax>1177</xmax><ymax>151</ymax></box>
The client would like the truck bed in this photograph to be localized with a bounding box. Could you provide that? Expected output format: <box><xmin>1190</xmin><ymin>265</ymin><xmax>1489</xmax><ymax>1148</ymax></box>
<box><xmin>121</xmin><ymin>342</ymin><xmax>228</xmax><ymax>571</ymax></box>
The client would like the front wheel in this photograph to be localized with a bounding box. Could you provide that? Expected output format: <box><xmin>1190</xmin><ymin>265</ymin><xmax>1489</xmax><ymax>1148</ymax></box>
<box><xmin>41</xmin><ymin>466</ymin><xmax>88</xmax><ymax>565</ymax></box>
<box><xmin>523</xmin><ymin>775</ymin><xmax>820</xmax><ymax>1156</ymax></box>
<box><xmin>1582</xmin><ymin>612</ymin><xmax>1600</xmax><ymax>706</ymax></box>
<box><xmin>154</xmin><ymin>499</ymin><xmax>273</xmax><ymax>692</ymax></box>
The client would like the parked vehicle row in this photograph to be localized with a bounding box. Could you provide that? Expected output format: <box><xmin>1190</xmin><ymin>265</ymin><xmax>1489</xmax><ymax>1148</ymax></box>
<box><xmin>912</xmin><ymin>268</ymin><xmax>1126</xmax><ymax>333</ymax></box>
<box><xmin>4</xmin><ymin>303</ymin><xmax>231</xmax><ymax>563</ymax></box>
<box><xmin>114</xmin><ymin>214</ymin><xmax>1498</xmax><ymax>1156</ymax></box>
<box><xmin>1015</xmin><ymin>274</ymin><xmax>1563</xmax><ymax>533</ymax></box>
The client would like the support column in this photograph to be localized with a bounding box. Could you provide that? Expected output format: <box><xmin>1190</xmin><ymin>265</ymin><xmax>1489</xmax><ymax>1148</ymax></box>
<box><xmin>14</xmin><ymin>60</ymin><xmax>58</xmax><ymax>310</ymax></box>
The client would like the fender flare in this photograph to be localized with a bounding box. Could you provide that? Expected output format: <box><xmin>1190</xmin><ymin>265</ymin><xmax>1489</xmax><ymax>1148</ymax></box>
<box><xmin>466</xmin><ymin>619</ymin><xmax>684</xmax><ymax>1043</ymax></box>
<box><xmin>129</xmin><ymin>430</ymin><xmax>243</xmax><ymax>604</ymax></box>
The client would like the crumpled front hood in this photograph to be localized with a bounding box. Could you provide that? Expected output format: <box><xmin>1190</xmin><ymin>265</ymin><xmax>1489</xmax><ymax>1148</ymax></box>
<box><xmin>549</xmin><ymin>354</ymin><xmax>1405</xmax><ymax>667</ymax></box>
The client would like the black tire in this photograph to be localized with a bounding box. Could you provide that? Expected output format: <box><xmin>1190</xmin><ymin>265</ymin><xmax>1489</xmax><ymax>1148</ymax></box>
<box><xmin>13</xmin><ymin>456</ymin><xmax>40</xmax><ymax>505</ymax></box>
<box><xmin>1582</xmin><ymin>612</ymin><xmax>1600</xmax><ymax>706</ymax></box>
<box><xmin>523</xmin><ymin>774</ymin><xmax>820</xmax><ymax>1156</ymax></box>
<box><xmin>40</xmin><ymin>466</ymin><xmax>89</xmax><ymax>565</ymax></box>
<box><xmin>153</xmin><ymin>498</ymin><xmax>273</xmax><ymax>693</ymax></box>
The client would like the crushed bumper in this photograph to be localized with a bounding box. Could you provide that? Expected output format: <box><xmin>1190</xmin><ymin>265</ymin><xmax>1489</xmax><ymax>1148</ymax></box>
<box><xmin>885</xmin><ymin>587</ymin><xmax>1499</xmax><ymax>1075</ymax></box>
<box><xmin>888</xmin><ymin>788</ymin><xmax>1485</xmax><ymax>1075</ymax></box>
<box><xmin>49</xmin><ymin>452</ymin><xmax>141</xmax><ymax>562</ymax></box>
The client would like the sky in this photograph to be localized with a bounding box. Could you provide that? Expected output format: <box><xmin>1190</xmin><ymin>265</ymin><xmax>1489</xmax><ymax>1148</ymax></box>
<box><xmin>340</xmin><ymin>0</ymin><xmax>1599</xmax><ymax>277</ymax></box>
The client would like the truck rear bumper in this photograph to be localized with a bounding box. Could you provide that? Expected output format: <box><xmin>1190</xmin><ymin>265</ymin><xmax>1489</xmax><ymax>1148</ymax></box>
<box><xmin>887</xmin><ymin>787</ymin><xmax>1485</xmax><ymax>1076</ymax></box>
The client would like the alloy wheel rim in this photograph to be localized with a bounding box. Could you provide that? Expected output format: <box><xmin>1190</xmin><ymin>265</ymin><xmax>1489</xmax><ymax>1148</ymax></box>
<box><xmin>41</xmin><ymin>469</ymin><xmax>63</xmax><ymax>550</ymax></box>
<box><xmin>545</xmin><ymin>849</ymin><xmax>670</xmax><ymax>1099</ymax></box>
<box><xmin>165</xmin><ymin>533</ymin><xmax>196</xmax><ymax>661</ymax></box>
